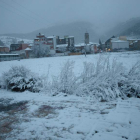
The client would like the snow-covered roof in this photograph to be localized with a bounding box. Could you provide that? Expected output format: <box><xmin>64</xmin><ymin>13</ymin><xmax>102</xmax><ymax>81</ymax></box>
<box><xmin>0</xmin><ymin>53</ymin><xmax>19</xmax><ymax>55</ymax></box>
<box><xmin>89</xmin><ymin>42</ymin><xmax>99</xmax><ymax>45</ymax></box>
<box><xmin>111</xmin><ymin>40</ymin><xmax>128</xmax><ymax>43</ymax></box>
<box><xmin>34</xmin><ymin>38</ymin><xmax>39</xmax><ymax>40</ymax></box>
<box><xmin>75</xmin><ymin>43</ymin><xmax>94</xmax><ymax>47</ymax></box>
<box><xmin>0</xmin><ymin>46</ymin><xmax>6</xmax><ymax>48</ymax></box>
<box><xmin>77</xmin><ymin>43</ymin><xmax>85</xmax><ymax>46</ymax></box>
<box><xmin>29</xmin><ymin>44</ymin><xmax>33</xmax><ymax>46</ymax></box>
<box><xmin>47</xmin><ymin>36</ymin><xmax>53</xmax><ymax>38</ymax></box>
<box><xmin>59</xmin><ymin>38</ymin><xmax>64</xmax><ymax>39</ymax></box>
<box><xmin>127</xmin><ymin>38</ymin><xmax>140</xmax><ymax>41</ymax></box>
<box><xmin>75</xmin><ymin>44</ymin><xmax>82</xmax><ymax>47</ymax></box>
<box><xmin>25</xmin><ymin>48</ymin><xmax>32</xmax><ymax>51</ymax></box>
<box><xmin>68</xmin><ymin>36</ymin><xmax>74</xmax><ymax>38</ymax></box>
<box><xmin>56</xmin><ymin>44</ymin><xmax>68</xmax><ymax>48</ymax></box>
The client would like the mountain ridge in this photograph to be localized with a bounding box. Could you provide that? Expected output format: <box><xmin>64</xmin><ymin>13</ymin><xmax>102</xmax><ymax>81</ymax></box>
<box><xmin>0</xmin><ymin>21</ymin><xmax>98</xmax><ymax>43</ymax></box>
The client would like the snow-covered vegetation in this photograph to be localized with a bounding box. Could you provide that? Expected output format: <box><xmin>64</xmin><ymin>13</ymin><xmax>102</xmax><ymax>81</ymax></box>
<box><xmin>0</xmin><ymin>52</ymin><xmax>140</xmax><ymax>100</ymax></box>
<box><xmin>2</xmin><ymin>66</ymin><xmax>42</xmax><ymax>92</ymax></box>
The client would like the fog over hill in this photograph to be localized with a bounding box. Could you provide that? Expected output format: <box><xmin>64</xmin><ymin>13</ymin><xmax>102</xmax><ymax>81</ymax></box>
<box><xmin>104</xmin><ymin>17</ymin><xmax>140</xmax><ymax>39</ymax></box>
<box><xmin>1</xmin><ymin>17</ymin><xmax>140</xmax><ymax>44</ymax></box>
<box><xmin>0</xmin><ymin>21</ymin><xmax>98</xmax><ymax>43</ymax></box>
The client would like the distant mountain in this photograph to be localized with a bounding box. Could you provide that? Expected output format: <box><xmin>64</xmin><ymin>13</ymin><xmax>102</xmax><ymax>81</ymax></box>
<box><xmin>0</xmin><ymin>36</ymin><xmax>33</xmax><ymax>48</ymax></box>
<box><xmin>0</xmin><ymin>21</ymin><xmax>98</xmax><ymax>43</ymax></box>
<box><xmin>105</xmin><ymin>17</ymin><xmax>140</xmax><ymax>38</ymax></box>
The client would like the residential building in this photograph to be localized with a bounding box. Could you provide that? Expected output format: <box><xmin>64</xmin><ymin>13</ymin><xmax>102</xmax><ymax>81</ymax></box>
<box><xmin>10</xmin><ymin>42</ymin><xmax>30</xmax><ymax>52</ymax></box>
<box><xmin>56</xmin><ymin>44</ymin><xmax>68</xmax><ymax>53</ymax></box>
<box><xmin>56</xmin><ymin>35</ymin><xmax>75</xmax><ymax>52</ymax></box>
<box><xmin>57</xmin><ymin>36</ymin><xmax>66</xmax><ymax>45</ymax></box>
<box><xmin>111</xmin><ymin>40</ymin><xmax>129</xmax><ymax>50</ymax></box>
<box><xmin>46</xmin><ymin>36</ymin><xmax>56</xmax><ymax>55</ymax></box>
<box><xmin>0</xmin><ymin>46</ymin><xmax>9</xmax><ymax>53</ymax></box>
<box><xmin>128</xmin><ymin>39</ymin><xmax>140</xmax><ymax>50</ymax></box>
<box><xmin>0</xmin><ymin>54</ymin><xmax>20</xmax><ymax>62</ymax></box>
<box><xmin>34</xmin><ymin>33</ymin><xmax>56</xmax><ymax>56</ymax></box>
<box><xmin>25</xmin><ymin>48</ymin><xmax>33</xmax><ymax>58</ymax></box>
<box><xmin>105</xmin><ymin>36</ymin><xmax>116</xmax><ymax>50</ymax></box>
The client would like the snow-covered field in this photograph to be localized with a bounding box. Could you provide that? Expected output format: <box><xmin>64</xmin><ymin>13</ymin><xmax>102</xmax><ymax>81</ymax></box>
<box><xmin>0</xmin><ymin>51</ymin><xmax>140</xmax><ymax>140</ymax></box>
<box><xmin>0</xmin><ymin>51</ymin><xmax>140</xmax><ymax>78</ymax></box>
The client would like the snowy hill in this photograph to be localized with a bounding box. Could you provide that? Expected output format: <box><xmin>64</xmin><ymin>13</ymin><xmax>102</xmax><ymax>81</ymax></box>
<box><xmin>0</xmin><ymin>36</ymin><xmax>33</xmax><ymax>48</ymax></box>
<box><xmin>106</xmin><ymin>17</ymin><xmax>140</xmax><ymax>38</ymax></box>
<box><xmin>0</xmin><ymin>21</ymin><xmax>98</xmax><ymax>43</ymax></box>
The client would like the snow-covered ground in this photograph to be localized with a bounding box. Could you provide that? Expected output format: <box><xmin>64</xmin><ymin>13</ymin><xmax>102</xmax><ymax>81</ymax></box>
<box><xmin>0</xmin><ymin>90</ymin><xmax>140</xmax><ymax>140</ymax></box>
<box><xmin>0</xmin><ymin>51</ymin><xmax>140</xmax><ymax>78</ymax></box>
<box><xmin>0</xmin><ymin>51</ymin><xmax>140</xmax><ymax>140</ymax></box>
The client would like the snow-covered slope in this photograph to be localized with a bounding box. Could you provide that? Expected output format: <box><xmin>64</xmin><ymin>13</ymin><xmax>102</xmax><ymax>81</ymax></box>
<box><xmin>0</xmin><ymin>36</ymin><xmax>33</xmax><ymax>48</ymax></box>
<box><xmin>0</xmin><ymin>51</ymin><xmax>140</xmax><ymax>140</ymax></box>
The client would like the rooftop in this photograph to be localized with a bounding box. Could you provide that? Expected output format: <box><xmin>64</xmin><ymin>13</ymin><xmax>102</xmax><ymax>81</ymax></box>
<box><xmin>0</xmin><ymin>46</ymin><xmax>6</xmax><ymax>48</ymax></box>
<box><xmin>56</xmin><ymin>44</ymin><xmax>68</xmax><ymax>48</ymax></box>
<box><xmin>47</xmin><ymin>36</ymin><xmax>55</xmax><ymax>39</ymax></box>
<box><xmin>25</xmin><ymin>48</ymin><xmax>32</xmax><ymax>51</ymax></box>
<box><xmin>0</xmin><ymin>53</ymin><xmax>19</xmax><ymax>55</ymax></box>
<box><xmin>111</xmin><ymin>40</ymin><xmax>128</xmax><ymax>43</ymax></box>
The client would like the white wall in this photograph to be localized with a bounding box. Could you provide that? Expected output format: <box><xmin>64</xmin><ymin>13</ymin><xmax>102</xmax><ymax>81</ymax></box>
<box><xmin>112</xmin><ymin>41</ymin><xmax>129</xmax><ymax>49</ymax></box>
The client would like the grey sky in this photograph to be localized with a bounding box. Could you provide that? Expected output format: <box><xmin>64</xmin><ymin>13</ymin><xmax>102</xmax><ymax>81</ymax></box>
<box><xmin>0</xmin><ymin>0</ymin><xmax>140</xmax><ymax>34</ymax></box>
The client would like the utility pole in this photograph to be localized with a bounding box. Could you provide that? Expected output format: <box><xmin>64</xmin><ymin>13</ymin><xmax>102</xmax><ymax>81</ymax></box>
<box><xmin>84</xmin><ymin>41</ymin><xmax>87</xmax><ymax>57</ymax></box>
<box><xmin>84</xmin><ymin>32</ymin><xmax>89</xmax><ymax>57</ymax></box>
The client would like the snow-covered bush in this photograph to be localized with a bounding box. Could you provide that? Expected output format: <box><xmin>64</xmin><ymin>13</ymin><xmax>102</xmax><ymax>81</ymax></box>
<box><xmin>80</xmin><ymin>62</ymin><xmax>95</xmax><ymax>83</ymax></box>
<box><xmin>119</xmin><ymin>61</ymin><xmax>140</xmax><ymax>98</ymax></box>
<box><xmin>2</xmin><ymin>66</ymin><xmax>43</xmax><ymax>92</ymax></box>
<box><xmin>51</xmin><ymin>60</ymin><xmax>77</xmax><ymax>94</ymax></box>
<box><xmin>75</xmin><ymin>56</ymin><xmax>125</xmax><ymax>101</ymax></box>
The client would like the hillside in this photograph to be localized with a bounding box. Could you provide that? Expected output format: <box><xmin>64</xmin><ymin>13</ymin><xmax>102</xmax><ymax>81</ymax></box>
<box><xmin>0</xmin><ymin>21</ymin><xmax>98</xmax><ymax>43</ymax></box>
<box><xmin>105</xmin><ymin>17</ymin><xmax>140</xmax><ymax>38</ymax></box>
<box><xmin>0</xmin><ymin>36</ymin><xmax>33</xmax><ymax>48</ymax></box>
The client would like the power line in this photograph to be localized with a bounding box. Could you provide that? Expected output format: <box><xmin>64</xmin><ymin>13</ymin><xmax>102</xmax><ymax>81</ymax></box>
<box><xmin>0</xmin><ymin>0</ymin><xmax>45</xmax><ymax>28</ymax></box>
<box><xmin>12</xmin><ymin>0</ymin><xmax>51</xmax><ymax>26</ymax></box>
<box><xmin>0</xmin><ymin>5</ymin><xmax>24</xmax><ymax>32</ymax></box>
<box><xmin>0</xmin><ymin>4</ymin><xmax>32</xmax><ymax>30</ymax></box>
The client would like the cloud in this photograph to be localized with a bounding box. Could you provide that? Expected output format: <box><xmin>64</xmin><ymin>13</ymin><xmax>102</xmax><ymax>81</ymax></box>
<box><xmin>0</xmin><ymin>0</ymin><xmax>140</xmax><ymax>34</ymax></box>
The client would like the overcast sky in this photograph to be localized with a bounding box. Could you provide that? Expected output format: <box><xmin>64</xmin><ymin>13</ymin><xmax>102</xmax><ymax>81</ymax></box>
<box><xmin>0</xmin><ymin>0</ymin><xmax>140</xmax><ymax>34</ymax></box>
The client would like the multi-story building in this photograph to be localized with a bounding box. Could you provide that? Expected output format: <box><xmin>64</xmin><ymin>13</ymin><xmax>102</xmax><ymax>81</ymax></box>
<box><xmin>56</xmin><ymin>35</ymin><xmax>75</xmax><ymax>52</ymax></box>
<box><xmin>46</xmin><ymin>36</ymin><xmax>56</xmax><ymax>55</ymax></box>
<box><xmin>57</xmin><ymin>36</ymin><xmax>66</xmax><ymax>45</ymax></box>
<box><xmin>34</xmin><ymin>33</ymin><xmax>56</xmax><ymax>56</ymax></box>
<box><xmin>128</xmin><ymin>38</ymin><xmax>140</xmax><ymax>50</ymax></box>
<box><xmin>0</xmin><ymin>46</ymin><xmax>9</xmax><ymax>53</ymax></box>
<box><xmin>33</xmin><ymin>33</ymin><xmax>75</xmax><ymax>55</ymax></box>
<box><xmin>10</xmin><ymin>41</ymin><xmax>30</xmax><ymax>52</ymax></box>
<box><xmin>105</xmin><ymin>36</ymin><xmax>116</xmax><ymax>50</ymax></box>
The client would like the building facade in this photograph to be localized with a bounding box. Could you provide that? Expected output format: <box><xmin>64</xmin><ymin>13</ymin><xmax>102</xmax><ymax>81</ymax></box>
<box><xmin>0</xmin><ymin>46</ymin><xmax>9</xmax><ymax>53</ymax></box>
